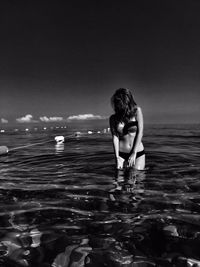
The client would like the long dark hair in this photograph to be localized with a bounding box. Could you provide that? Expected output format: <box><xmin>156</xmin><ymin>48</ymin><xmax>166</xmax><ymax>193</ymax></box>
<box><xmin>111</xmin><ymin>88</ymin><xmax>137</xmax><ymax>123</ymax></box>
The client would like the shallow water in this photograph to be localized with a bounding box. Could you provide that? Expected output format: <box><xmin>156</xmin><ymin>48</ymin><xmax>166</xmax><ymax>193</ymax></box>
<box><xmin>0</xmin><ymin>124</ymin><xmax>200</xmax><ymax>267</ymax></box>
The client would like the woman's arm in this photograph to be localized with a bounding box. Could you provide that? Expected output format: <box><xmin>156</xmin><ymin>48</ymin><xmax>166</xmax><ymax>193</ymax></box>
<box><xmin>109</xmin><ymin>115</ymin><xmax>124</xmax><ymax>169</ymax></box>
<box><xmin>112</xmin><ymin>135</ymin><xmax>124</xmax><ymax>169</ymax></box>
<box><xmin>128</xmin><ymin>107</ymin><xmax>144</xmax><ymax>167</ymax></box>
<box><xmin>109</xmin><ymin>115</ymin><xmax>119</xmax><ymax>159</ymax></box>
<box><xmin>112</xmin><ymin>135</ymin><xmax>119</xmax><ymax>159</ymax></box>
<box><xmin>133</xmin><ymin>106</ymin><xmax>144</xmax><ymax>153</ymax></box>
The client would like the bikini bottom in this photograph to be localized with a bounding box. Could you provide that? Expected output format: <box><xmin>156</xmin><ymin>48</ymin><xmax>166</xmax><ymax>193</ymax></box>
<box><xmin>119</xmin><ymin>150</ymin><xmax>145</xmax><ymax>161</ymax></box>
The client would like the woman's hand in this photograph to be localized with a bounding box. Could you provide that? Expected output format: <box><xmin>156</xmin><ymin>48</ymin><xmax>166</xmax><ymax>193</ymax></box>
<box><xmin>128</xmin><ymin>152</ymin><xmax>136</xmax><ymax>167</ymax></box>
<box><xmin>116</xmin><ymin>156</ymin><xmax>124</xmax><ymax>169</ymax></box>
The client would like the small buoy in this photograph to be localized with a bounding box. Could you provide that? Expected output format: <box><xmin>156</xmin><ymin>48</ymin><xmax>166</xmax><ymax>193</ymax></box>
<box><xmin>0</xmin><ymin>146</ymin><xmax>9</xmax><ymax>155</ymax></box>
<box><xmin>75</xmin><ymin>131</ymin><xmax>82</xmax><ymax>137</ymax></box>
<box><xmin>55</xmin><ymin>136</ymin><xmax>65</xmax><ymax>144</ymax></box>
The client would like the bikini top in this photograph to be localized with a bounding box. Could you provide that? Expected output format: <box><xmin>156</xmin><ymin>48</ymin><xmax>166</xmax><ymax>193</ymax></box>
<box><xmin>116</xmin><ymin>120</ymin><xmax>138</xmax><ymax>136</ymax></box>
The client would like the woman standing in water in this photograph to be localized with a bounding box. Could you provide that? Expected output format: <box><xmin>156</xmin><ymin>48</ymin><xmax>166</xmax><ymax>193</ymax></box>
<box><xmin>109</xmin><ymin>88</ymin><xmax>145</xmax><ymax>170</ymax></box>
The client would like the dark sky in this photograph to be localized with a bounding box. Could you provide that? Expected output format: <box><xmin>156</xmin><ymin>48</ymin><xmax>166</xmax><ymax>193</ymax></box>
<box><xmin>0</xmin><ymin>0</ymin><xmax>200</xmax><ymax>124</ymax></box>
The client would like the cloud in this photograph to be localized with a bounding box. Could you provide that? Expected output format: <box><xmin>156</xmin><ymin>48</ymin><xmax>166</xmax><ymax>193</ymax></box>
<box><xmin>1</xmin><ymin>118</ymin><xmax>8</xmax><ymax>123</ymax></box>
<box><xmin>16</xmin><ymin>114</ymin><xmax>37</xmax><ymax>123</ymax></box>
<box><xmin>40</xmin><ymin>116</ymin><xmax>63</xmax><ymax>122</ymax></box>
<box><xmin>67</xmin><ymin>114</ymin><xmax>104</xmax><ymax>120</ymax></box>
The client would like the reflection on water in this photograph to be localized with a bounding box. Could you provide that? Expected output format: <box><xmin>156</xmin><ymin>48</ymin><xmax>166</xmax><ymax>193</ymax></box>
<box><xmin>0</xmin><ymin>124</ymin><xmax>200</xmax><ymax>266</ymax></box>
<box><xmin>55</xmin><ymin>143</ymin><xmax>65</xmax><ymax>154</ymax></box>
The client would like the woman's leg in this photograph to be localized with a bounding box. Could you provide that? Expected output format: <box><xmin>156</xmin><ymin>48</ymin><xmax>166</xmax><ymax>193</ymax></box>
<box><xmin>135</xmin><ymin>154</ymin><xmax>145</xmax><ymax>170</ymax></box>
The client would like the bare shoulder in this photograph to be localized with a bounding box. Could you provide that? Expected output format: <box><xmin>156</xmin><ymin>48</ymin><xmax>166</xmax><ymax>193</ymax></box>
<box><xmin>136</xmin><ymin>106</ymin><xmax>143</xmax><ymax>116</ymax></box>
<box><xmin>136</xmin><ymin>106</ymin><xmax>144</xmax><ymax>122</ymax></box>
<box><xmin>136</xmin><ymin>106</ymin><xmax>142</xmax><ymax>113</ymax></box>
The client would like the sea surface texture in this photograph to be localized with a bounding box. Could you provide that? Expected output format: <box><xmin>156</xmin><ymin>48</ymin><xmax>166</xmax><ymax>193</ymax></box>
<box><xmin>0</xmin><ymin>124</ymin><xmax>200</xmax><ymax>267</ymax></box>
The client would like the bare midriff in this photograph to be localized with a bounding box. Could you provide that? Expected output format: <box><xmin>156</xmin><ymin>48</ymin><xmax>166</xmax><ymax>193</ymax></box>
<box><xmin>119</xmin><ymin>132</ymin><xmax>144</xmax><ymax>154</ymax></box>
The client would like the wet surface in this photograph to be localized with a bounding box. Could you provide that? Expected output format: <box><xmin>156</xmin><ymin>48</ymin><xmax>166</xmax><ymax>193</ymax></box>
<box><xmin>0</xmin><ymin>124</ymin><xmax>200</xmax><ymax>266</ymax></box>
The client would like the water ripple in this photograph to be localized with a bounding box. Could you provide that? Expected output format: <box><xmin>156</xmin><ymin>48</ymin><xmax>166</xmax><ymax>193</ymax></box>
<box><xmin>0</xmin><ymin>126</ymin><xmax>200</xmax><ymax>266</ymax></box>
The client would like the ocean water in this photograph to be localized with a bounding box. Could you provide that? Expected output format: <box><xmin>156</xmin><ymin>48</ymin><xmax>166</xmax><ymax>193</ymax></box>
<box><xmin>0</xmin><ymin>123</ymin><xmax>200</xmax><ymax>267</ymax></box>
